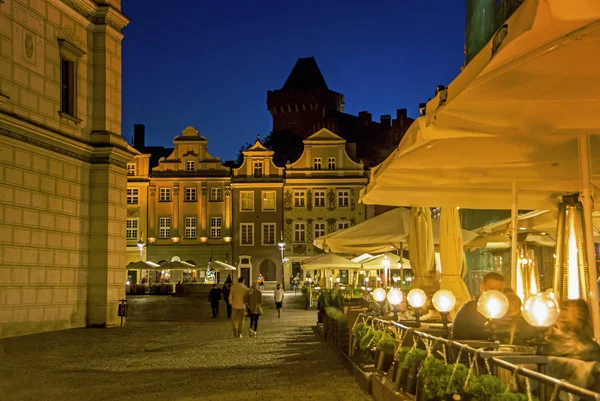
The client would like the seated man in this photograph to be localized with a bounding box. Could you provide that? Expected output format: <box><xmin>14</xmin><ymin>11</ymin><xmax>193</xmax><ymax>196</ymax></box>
<box><xmin>452</xmin><ymin>271</ymin><xmax>505</xmax><ymax>341</ymax></box>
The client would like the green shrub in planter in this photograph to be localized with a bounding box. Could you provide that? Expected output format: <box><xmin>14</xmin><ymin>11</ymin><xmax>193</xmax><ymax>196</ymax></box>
<box><xmin>466</xmin><ymin>375</ymin><xmax>506</xmax><ymax>401</ymax></box>
<box><xmin>401</xmin><ymin>348</ymin><xmax>427</xmax><ymax>394</ymax></box>
<box><xmin>377</xmin><ymin>333</ymin><xmax>396</xmax><ymax>356</ymax></box>
<box><xmin>359</xmin><ymin>329</ymin><xmax>383</xmax><ymax>351</ymax></box>
<box><xmin>352</xmin><ymin>322</ymin><xmax>369</xmax><ymax>349</ymax></box>
<box><xmin>492</xmin><ymin>393</ymin><xmax>532</xmax><ymax>401</ymax></box>
<box><xmin>418</xmin><ymin>357</ymin><xmax>468</xmax><ymax>400</ymax></box>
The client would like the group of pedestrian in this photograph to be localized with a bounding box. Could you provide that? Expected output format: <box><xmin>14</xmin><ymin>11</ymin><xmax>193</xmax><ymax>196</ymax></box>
<box><xmin>207</xmin><ymin>275</ymin><xmax>285</xmax><ymax>338</ymax></box>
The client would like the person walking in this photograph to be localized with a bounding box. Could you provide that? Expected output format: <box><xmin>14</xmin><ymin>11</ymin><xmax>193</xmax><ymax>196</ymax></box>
<box><xmin>222</xmin><ymin>282</ymin><xmax>232</xmax><ymax>318</ymax></box>
<box><xmin>207</xmin><ymin>284</ymin><xmax>221</xmax><ymax>318</ymax></box>
<box><xmin>248</xmin><ymin>282</ymin><xmax>263</xmax><ymax>337</ymax></box>
<box><xmin>274</xmin><ymin>283</ymin><xmax>284</xmax><ymax>318</ymax></box>
<box><xmin>229</xmin><ymin>277</ymin><xmax>248</xmax><ymax>337</ymax></box>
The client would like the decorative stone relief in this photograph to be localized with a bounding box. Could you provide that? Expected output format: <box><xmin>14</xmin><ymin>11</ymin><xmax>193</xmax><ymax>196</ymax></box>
<box><xmin>306</xmin><ymin>190</ymin><xmax>313</xmax><ymax>211</ymax></box>
<box><xmin>293</xmin><ymin>244</ymin><xmax>307</xmax><ymax>255</ymax></box>
<box><xmin>12</xmin><ymin>3</ymin><xmax>45</xmax><ymax>76</ymax></box>
<box><xmin>327</xmin><ymin>190</ymin><xmax>336</xmax><ymax>211</ymax></box>
<box><xmin>127</xmin><ymin>207</ymin><xmax>140</xmax><ymax>218</ymax></box>
<box><xmin>284</xmin><ymin>191</ymin><xmax>293</xmax><ymax>211</ymax></box>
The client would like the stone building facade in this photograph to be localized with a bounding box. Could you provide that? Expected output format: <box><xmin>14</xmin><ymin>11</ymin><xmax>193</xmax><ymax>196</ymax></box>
<box><xmin>231</xmin><ymin>139</ymin><xmax>284</xmax><ymax>286</ymax></box>
<box><xmin>0</xmin><ymin>0</ymin><xmax>133</xmax><ymax>338</ymax></box>
<box><xmin>282</xmin><ymin>129</ymin><xmax>368</xmax><ymax>282</ymax></box>
<box><xmin>126</xmin><ymin>127</ymin><xmax>233</xmax><ymax>283</ymax></box>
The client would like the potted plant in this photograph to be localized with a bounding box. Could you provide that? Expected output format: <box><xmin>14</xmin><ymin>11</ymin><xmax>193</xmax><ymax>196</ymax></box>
<box><xmin>359</xmin><ymin>329</ymin><xmax>384</xmax><ymax>361</ymax></box>
<box><xmin>417</xmin><ymin>357</ymin><xmax>468</xmax><ymax>401</ymax></box>
<box><xmin>401</xmin><ymin>348</ymin><xmax>427</xmax><ymax>394</ymax></box>
<box><xmin>375</xmin><ymin>332</ymin><xmax>396</xmax><ymax>372</ymax></box>
<box><xmin>392</xmin><ymin>347</ymin><xmax>412</xmax><ymax>391</ymax></box>
<box><xmin>466</xmin><ymin>374</ymin><xmax>506</xmax><ymax>401</ymax></box>
<box><xmin>351</xmin><ymin>322</ymin><xmax>369</xmax><ymax>355</ymax></box>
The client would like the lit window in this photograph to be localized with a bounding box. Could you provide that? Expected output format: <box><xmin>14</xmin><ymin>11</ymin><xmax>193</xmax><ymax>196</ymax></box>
<box><xmin>254</xmin><ymin>161</ymin><xmax>263</xmax><ymax>177</ymax></box>
<box><xmin>314</xmin><ymin>222</ymin><xmax>326</xmax><ymax>239</ymax></box>
<box><xmin>314</xmin><ymin>157</ymin><xmax>322</xmax><ymax>170</ymax></box>
<box><xmin>293</xmin><ymin>190</ymin><xmax>306</xmax><ymax>208</ymax></box>
<box><xmin>336</xmin><ymin>221</ymin><xmax>350</xmax><ymax>231</ymax></box>
<box><xmin>210</xmin><ymin>187</ymin><xmax>222</xmax><ymax>201</ymax></box>
<box><xmin>314</xmin><ymin>190</ymin><xmax>325</xmax><ymax>207</ymax></box>
<box><xmin>185</xmin><ymin>188</ymin><xmax>197</xmax><ymax>202</ymax></box>
<box><xmin>293</xmin><ymin>222</ymin><xmax>306</xmax><ymax>243</ymax></box>
<box><xmin>261</xmin><ymin>191</ymin><xmax>276</xmax><ymax>211</ymax></box>
<box><xmin>240</xmin><ymin>191</ymin><xmax>254</xmax><ymax>211</ymax></box>
<box><xmin>159</xmin><ymin>217</ymin><xmax>171</xmax><ymax>238</ymax></box>
<box><xmin>328</xmin><ymin>157</ymin><xmax>336</xmax><ymax>170</ymax></box>
<box><xmin>186</xmin><ymin>160</ymin><xmax>195</xmax><ymax>171</ymax></box>
<box><xmin>262</xmin><ymin>223</ymin><xmax>276</xmax><ymax>246</ymax></box>
<box><xmin>159</xmin><ymin>188</ymin><xmax>171</xmax><ymax>202</ymax></box>
<box><xmin>185</xmin><ymin>217</ymin><xmax>197</xmax><ymax>238</ymax></box>
<box><xmin>211</xmin><ymin>217</ymin><xmax>222</xmax><ymax>239</ymax></box>
<box><xmin>127</xmin><ymin>163</ymin><xmax>135</xmax><ymax>176</ymax></box>
<box><xmin>337</xmin><ymin>190</ymin><xmax>350</xmax><ymax>207</ymax></box>
<box><xmin>126</xmin><ymin>218</ymin><xmax>138</xmax><ymax>240</ymax></box>
<box><xmin>127</xmin><ymin>188</ymin><xmax>139</xmax><ymax>205</ymax></box>
<box><xmin>240</xmin><ymin>223</ymin><xmax>254</xmax><ymax>245</ymax></box>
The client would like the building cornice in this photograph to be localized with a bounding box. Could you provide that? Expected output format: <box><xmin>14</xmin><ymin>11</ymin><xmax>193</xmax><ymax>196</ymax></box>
<box><xmin>231</xmin><ymin>183</ymin><xmax>283</xmax><ymax>188</ymax></box>
<box><xmin>284</xmin><ymin>178</ymin><xmax>368</xmax><ymax>185</ymax></box>
<box><xmin>57</xmin><ymin>0</ymin><xmax>130</xmax><ymax>32</ymax></box>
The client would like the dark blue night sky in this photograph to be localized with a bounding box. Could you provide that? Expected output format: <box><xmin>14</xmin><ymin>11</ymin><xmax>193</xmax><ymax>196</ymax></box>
<box><xmin>121</xmin><ymin>0</ymin><xmax>466</xmax><ymax>161</ymax></box>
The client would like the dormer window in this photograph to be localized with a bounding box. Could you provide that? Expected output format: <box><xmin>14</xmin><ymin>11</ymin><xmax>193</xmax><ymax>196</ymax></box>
<box><xmin>254</xmin><ymin>161</ymin><xmax>263</xmax><ymax>177</ymax></box>
<box><xmin>127</xmin><ymin>163</ymin><xmax>135</xmax><ymax>176</ymax></box>
<box><xmin>185</xmin><ymin>160</ymin><xmax>195</xmax><ymax>171</ymax></box>
<box><xmin>314</xmin><ymin>157</ymin><xmax>322</xmax><ymax>170</ymax></box>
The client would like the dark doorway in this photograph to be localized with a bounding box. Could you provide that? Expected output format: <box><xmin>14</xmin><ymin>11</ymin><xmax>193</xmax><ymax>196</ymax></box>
<box><xmin>259</xmin><ymin>259</ymin><xmax>277</xmax><ymax>281</ymax></box>
<box><xmin>240</xmin><ymin>267</ymin><xmax>250</xmax><ymax>286</ymax></box>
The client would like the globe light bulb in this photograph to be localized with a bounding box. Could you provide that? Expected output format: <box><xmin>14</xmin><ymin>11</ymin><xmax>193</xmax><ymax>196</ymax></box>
<box><xmin>522</xmin><ymin>293</ymin><xmax>559</xmax><ymax>328</ymax></box>
<box><xmin>372</xmin><ymin>288</ymin><xmax>386</xmax><ymax>303</ymax></box>
<box><xmin>432</xmin><ymin>289</ymin><xmax>456</xmax><ymax>313</ymax></box>
<box><xmin>477</xmin><ymin>290</ymin><xmax>509</xmax><ymax>319</ymax></box>
<box><xmin>387</xmin><ymin>288</ymin><xmax>403</xmax><ymax>306</ymax></box>
<box><xmin>407</xmin><ymin>289</ymin><xmax>427</xmax><ymax>308</ymax></box>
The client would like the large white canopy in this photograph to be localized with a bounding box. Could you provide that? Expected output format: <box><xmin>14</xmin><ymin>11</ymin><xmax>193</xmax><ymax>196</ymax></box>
<box><xmin>301</xmin><ymin>253</ymin><xmax>362</xmax><ymax>270</ymax></box>
<box><xmin>212</xmin><ymin>260</ymin><xmax>237</xmax><ymax>271</ymax></box>
<box><xmin>359</xmin><ymin>253</ymin><xmax>411</xmax><ymax>271</ymax></box>
<box><xmin>313</xmin><ymin>207</ymin><xmax>477</xmax><ymax>254</ymax></box>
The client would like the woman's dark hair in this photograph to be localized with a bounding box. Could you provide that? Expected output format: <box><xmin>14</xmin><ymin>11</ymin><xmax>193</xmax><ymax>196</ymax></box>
<box><xmin>562</xmin><ymin>299</ymin><xmax>593</xmax><ymax>340</ymax></box>
<box><xmin>238</xmin><ymin>277</ymin><xmax>245</xmax><ymax>283</ymax></box>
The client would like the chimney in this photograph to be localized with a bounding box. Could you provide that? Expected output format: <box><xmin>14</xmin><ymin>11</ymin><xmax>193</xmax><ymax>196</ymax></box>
<box><xmin>358</xmin><ymin>111</ymin><xmax>372</xmax><ymax>125</ymax></box>
<box><xmin>380</xmin><ymin>114</ymin><xmax>391</xmax><ymax>128</ymax></box>
<box><xmin>134</xmin><ymin>124</ymin><xmax>145</xmax><ymax>150</ymax></box>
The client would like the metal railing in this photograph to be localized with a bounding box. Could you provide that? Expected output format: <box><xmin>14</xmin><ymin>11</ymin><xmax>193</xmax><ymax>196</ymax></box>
<box><xmin>354</xmin><ymin>313</ymin><xmax>600</xmax><ymax>401</ymax></box>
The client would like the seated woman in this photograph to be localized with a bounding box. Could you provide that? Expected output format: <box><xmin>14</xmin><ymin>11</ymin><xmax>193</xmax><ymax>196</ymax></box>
<box><xmin>546</xmin><ymin>298</ymin><xmax>600</xmax><ymax>362</ymax></box>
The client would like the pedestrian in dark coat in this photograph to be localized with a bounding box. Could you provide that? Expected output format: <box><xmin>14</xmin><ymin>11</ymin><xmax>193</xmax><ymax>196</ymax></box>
<box><xmin>208</xmin><ymin>284</ymin><xmax>222</xmax><ymax>318</ymax></box>
<box><xmin>222</xmin><ymin>283</ymin><xmax>232</xmax><ymax>318</ymax></box>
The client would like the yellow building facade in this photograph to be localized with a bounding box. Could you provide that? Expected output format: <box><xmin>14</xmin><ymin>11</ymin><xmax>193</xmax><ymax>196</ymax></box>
<box><xmin>0</xmin><ymin>0</ymin><xmax>133</xmax><ymax>338</ymax></box>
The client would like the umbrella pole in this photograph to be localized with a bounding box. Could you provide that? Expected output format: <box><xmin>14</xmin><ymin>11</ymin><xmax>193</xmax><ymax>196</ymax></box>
<box><xmin>511</xmin><ymin>182</ymin><xmax>518</xmax><ymax>291</ymax></box>
<box><xmin>579</xmin><ymin>134</ymin><xmax>600</xmax><ymax>339</ymax></box>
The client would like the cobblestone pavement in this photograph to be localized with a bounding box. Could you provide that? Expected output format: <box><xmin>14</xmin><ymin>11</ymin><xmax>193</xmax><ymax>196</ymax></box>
<box><xmin>0</xmin><ymin>292</ymin><xmax>371</xmax><ymax>401</ymax></box>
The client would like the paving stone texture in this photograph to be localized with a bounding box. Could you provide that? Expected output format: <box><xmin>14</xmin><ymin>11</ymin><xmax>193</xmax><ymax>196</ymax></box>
<box><xmin>0</xmin><ymin>292</ymin><xmax>371</xmax><ymax>401</ymax></box>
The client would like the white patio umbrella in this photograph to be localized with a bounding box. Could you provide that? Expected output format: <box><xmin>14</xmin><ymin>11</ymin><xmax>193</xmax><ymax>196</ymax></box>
<box><xmin>127</xmin><ymin>260</ymin><xmax>160</xmax><ymax>269</ymax></box>
<box><xmin>159</xmin><ymin>260</ymin><xmax>195</xmax><ymax>269</ymax></box>
<box><xmin>360</xmin><ymin>253</ymin><xmax>411</xmax><ymax>270</ymax></box>
<box><xmin>409</xmin><ymin>207</ymin><xmax>435</xmax><ymax>290</ymax></box>
<box><xmin>212</xmin><ymin>260</ymin><xmax>237</xmax><ymax>271</ymax></box>
<box><xmin>301</xmin><ymin>253</ymin><xmax>362</xmax><ymax>270</ymax></box>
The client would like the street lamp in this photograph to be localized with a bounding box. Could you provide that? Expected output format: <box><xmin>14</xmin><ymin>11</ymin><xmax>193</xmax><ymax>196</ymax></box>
<box><xmin>278</xmin><ymin>234</ymin><xmax>286</xmax><ymax>288</ymax></box>
<box><xmin>432</xmin><ymin>289</ymin><xmax>456</xmax><ymax>331</ymax></box>
<box><xmin>477</xmin><ymin>290</ymin><xmax>509</xmax><ymax>341</ymax></box>
<box><xmin>137</xmin><ymin>239</ymin><xmax>145</xmax><ymax>261</ymax></box>
<box><xmin>387</xmin><ymin>288</ymin><xmax>403</xmax><ymax>320</ymax></box>
<box><xmin>522</xmin><ymin>292</ymin><xmax>559</xmax><ymax>355</ymax></box>
<box><xmin>407</xmin><ymin>288</ymin><xmax>427</xmax><ymax>325</ymax></box>
<box><xmin>372</xmin><ymin>288</ymin><xmax>387</xmax><ymax>316</ymax></box>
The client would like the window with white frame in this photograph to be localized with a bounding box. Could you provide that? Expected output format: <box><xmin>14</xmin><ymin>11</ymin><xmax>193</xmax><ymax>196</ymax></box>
<box><xmin>185</xmin><ymin>217</ymin><xmax>197</xmax><ymax>238</ymax></box>
<box><xmin>211</xmin><ymin>216</ymin><xmax>222</xmax><ymax>239</ymax></box>
<box><xmin>126</xmin><ymin>218</ymin><xmax>138</xmax><ymax>240</ymax></box>
<box><xmin>127</xmin><ymin>188</ymin><xmax>138</xmax><ymax>205</ymax></box>
<box><xmin>185</xmin><ymin>187</ymin><xmax>197</xmax><ymax>202</ymax></box>
<box><xmin>127</xmin><ymin>163</ymin><xmax>135</xmax><ymax>176</ymax></box>
<box><xmin>328</xmin><ymin>157</ymin><xmax>336</xmax><ymax>170</ymax></box>
<box><xmin>254</xmin><ymin>161</ymin><xmax>263</xmax><ymax>177</ymax></box>
<box><xmin>293</xmin><ymin>190</ymin><xmax>306</xmax><ymax>208</ymax></box>
<box><xmin>185</xmin><ymin>160</ymin><xmax>195</xmax><ymax>171</ymax></box>
<box><xmin>336</xmin><ymin>220</ymin><xmax>350</xmax><ymax>231</ymax></box>
<box><xmin>314</xmin><ymin>157</ymin><xmax>322</xmax><ymax>170</ymax></box>
<box><xmin>293</xmin><ymin>222</ymin><xmax>306</xmax><ymax>243</ymax></box>
<box><xmin>159</xmin><ymin>217</ymin><xmax>171</xmax><ymax>238</ymax></box>
<box><xmin>261</xmin><ymin>191</ymin><xmax>276</xmax><ymax>211</ymax></box>
<box><xmin>240</xmin><ymin>223</ymin><xmax>254</xmax><ymax>245</ymax></box>
<box><xmin>337</xmin><ymin>189</ymin><xmax>350</xmax><ymax>207</ymax></box>
<box><xmin>159</xmin><ymin>187</ymin><xmax>171</xmax><ymax>202</ymax></box>
<box><xmin>240</xmin><ymin>191</ymin><xmax>254</xmax><ymax>211</ymax></box>
<box><xmin>314</xmin><ymin>189</ymin><xmax>325</xmax><ymax>207</ymax></box>
<box><xmin>262</xmin><ymin>223</ymin><xmax>276</xmax><ymax>246</ymax></box>
<box><xmin>314</xmin><ymin>222</ymin><xmax>326</xmax><ymax>239</ymax></box>
<box><xmin>210</xmin><ymin>187</ymin><xmax>222</xmax><ymax>201</ymax></box>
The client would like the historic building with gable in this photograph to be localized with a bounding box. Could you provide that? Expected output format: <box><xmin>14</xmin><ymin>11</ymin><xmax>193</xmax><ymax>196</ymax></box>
<box><xmin>0</xmin><ymin>0</ymin><xmax>133</xmax><ymax>338</ymax></box>
<box><xmin>282</xmin><ymin>128</ymin><xmax>368</xmax><ymax>282</ymax></box>
<box><xmin>231</xmin><ymin>138</ymin><xmax>284</xmax><ymax>286</ymax></box>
